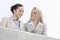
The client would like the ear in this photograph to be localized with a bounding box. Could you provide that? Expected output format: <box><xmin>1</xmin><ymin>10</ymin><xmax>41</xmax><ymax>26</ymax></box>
<box><xmin>13</xmin><ymin>9</ymin><xmax>16</xmax><ymax>13</ymax></box>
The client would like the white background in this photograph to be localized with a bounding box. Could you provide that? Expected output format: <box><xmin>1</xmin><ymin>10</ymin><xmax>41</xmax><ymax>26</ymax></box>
<box><xmin>0</xmin><ymin>0</ymin><xmax>60</xmax><ymax>39</ymax></box>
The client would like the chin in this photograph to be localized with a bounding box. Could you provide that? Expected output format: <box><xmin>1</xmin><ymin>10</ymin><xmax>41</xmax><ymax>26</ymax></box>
<box><xmin>31</xmin><ymin>18</ymin><xmax>34</xmax><ymax>20</ymax></box>
<box><xmin>19</xmin><ymin>16</ymin><xmax>22</xmax><ymax>18</ymax></box>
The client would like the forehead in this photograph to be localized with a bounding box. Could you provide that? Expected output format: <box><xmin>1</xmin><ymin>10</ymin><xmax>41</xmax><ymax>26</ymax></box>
<box><xmin>17</xmin><ymin>6</ymin><xmax>24</xmax><ymax>10</ymax></box>
<box><xmin>32</xmin><ymin>8</ymin><xmax>37</xmax><ymax>12</ymax></box>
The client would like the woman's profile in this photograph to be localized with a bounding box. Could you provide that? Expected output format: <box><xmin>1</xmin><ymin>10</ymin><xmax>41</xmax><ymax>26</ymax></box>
<box><xmin>0</xmin><ymin>4</ymin><xmax>25</xmax><ymax>31</ymax></box>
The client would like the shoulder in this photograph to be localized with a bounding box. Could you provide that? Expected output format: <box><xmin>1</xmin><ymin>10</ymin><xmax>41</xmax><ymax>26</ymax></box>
<box><xmin>40</xmin><ymin>23</ymin><xmax>47</xmax><ymax>31</ymax></box>
<box><xmin>1</xmin><ymin>17</ymin><xmax>9</xmax><ymax>22</ymax></box>
<box><xmin>25</xmin><ymin>21</ymin><xmax>33</xmax><ymax>25</ymax></box>
<box><xmin>20</xmin><ymin>21</ymin><xmax>25</xmax><ymax>25</ymax></box>
<box><xmin>38</xmin><ymin>22</ymin><xmax>46</xmax><ymax>28</ymax></box>
<box><xmin>24</xmin><ymin>22</ymin><xmax>32</xmax><ymax>27</ymax></box>
<box><xmin>0</xmin><ymin>17</ymin><xmax>10</xmax><ymax>27</ymax></box>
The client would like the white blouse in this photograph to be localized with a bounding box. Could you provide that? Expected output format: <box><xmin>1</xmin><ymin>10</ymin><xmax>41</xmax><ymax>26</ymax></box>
<box><xmin>0</xmin><ymin>16</ymin><xmax>25</xmax><ymax>31</ymax></box>
<box><xmin>9</xmin><ymin>16</ymin><xmax>20</xmax><ymax>30</ymax></box>
<box><xmin>25</xmin><ymin>21</ymin><xmax>47</xmax><ymax>35</ymax></box>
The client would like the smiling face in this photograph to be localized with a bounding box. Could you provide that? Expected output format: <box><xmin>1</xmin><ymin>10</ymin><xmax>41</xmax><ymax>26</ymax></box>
<box><xmin>31</xmin><ymin>8</ymin><xmax>39</xmax><ymax>21</ymax></box>
<box><xmin>13</xmin><ymin>6</ymin><xmax>24</xmax><ymax>19</ymax></box>
<box><xmin>30</xmin><ymin>7</ymin><xmax>43</xmax><ymax>23</ymax></box>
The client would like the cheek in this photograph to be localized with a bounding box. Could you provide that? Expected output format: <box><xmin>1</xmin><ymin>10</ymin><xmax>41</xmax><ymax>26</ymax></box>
<box><xmin>18</xmin><ymin>13</ymin><xmax>23</xmax><ymax>16</ymax></box>
<box><xmin>14</xmin><ymin>11</ymin><xmax>19</xmax><ymax>15</ymax></box>
<box><xmin>15</xmin><ymin>11</ymin><xmax>19</xmax><ymax>16</ymax></box>
<box><xmin>16</xmin><ymin>13</ymin><xmax>19</xmax><ymax>17</ymax></box>
<box><xmin>31</xmin><ymin>14</ymin><xmax>36</xmax><ymax>19</ymax></box>
<box><xmin>14</xmin><ymin>12</ymin><xmax>18</xmax><ymax>16</ymax></box>
<box><xmin>18</xmin><ymin>12</ymin><xmax>23</xmax><ymax>16</ymax></box>
<box><xmin>32</xmin><ymin>14</ymin><xmax>36</xmax><ymax>18</ymax></box>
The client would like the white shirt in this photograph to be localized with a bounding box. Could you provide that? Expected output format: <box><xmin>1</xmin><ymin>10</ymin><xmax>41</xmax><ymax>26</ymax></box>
<box><xmin>25</xmin><ymin>21</ymin><xmax>47</xmax><ymax>35</ymax></box>
<box><xmin>0</xmin><ymin>15</ymin><xmax>25</xmax><ymax>31</ymax></box>
<box><xmin>9</xmin><ymin>16</ymin><xmax>21</xmax><ymax>30</ymax></box>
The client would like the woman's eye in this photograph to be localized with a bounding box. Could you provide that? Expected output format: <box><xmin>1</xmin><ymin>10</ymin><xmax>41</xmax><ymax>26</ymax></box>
<box><xmin>34</xmin><ymin>12</ymin><xmax>36</xmax><ymax>14</ymax></box>
<box><xmin>19</xmin><ymin>10</ymin><xmax>21</xmax><ymax>12</ymax></box>
<box><xmin>19</xmin><ymin>10</ymin><xmax>24</xmax><ymax>13</ymax></box>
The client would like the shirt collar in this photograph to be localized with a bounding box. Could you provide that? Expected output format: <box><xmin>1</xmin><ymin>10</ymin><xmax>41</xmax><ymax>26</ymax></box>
<box><xmin>28</xmin><ymin>21</ymin><xmax>44</xmax><ymax>27</ymax></box>
<box><xmin>10</xmin><ymin>15</ymin><xmax>20</xmax><ymax>21</ymax></box>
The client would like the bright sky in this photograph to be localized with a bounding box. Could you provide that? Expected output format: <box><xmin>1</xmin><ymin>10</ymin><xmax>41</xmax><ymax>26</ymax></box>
<box><xmin>0</xmin><ymin>0</ymin><xmax>60</xmax><ymax>39</ymax></box>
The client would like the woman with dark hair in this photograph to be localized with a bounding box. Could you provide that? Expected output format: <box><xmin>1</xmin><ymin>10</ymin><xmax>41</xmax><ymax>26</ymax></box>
<box><xmin>0</xmin><ymin>4</ymin><xmax>25</xmax><ymax>31</ymax></box>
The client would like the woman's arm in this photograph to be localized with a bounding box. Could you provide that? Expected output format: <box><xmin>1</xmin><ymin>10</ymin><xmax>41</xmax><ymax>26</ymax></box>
<box><xmin>33</xmin><ymin>25</ymin><xmax>47</xmax><ymax>35</ymax></box>
<box><xmin>0</xmin><ymin>17</ymin><xmax>8</xmax><ymax>27</ymax></box>
<box><xmin>42</xmin><ymin>26</ymin><xmax>47</xmax><ymax>35</ymax></box>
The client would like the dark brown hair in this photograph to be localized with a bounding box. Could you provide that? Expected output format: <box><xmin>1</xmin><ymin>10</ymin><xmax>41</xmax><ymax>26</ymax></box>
<box><xmin>10</xmin><ymin>4</ymin><xmax>23</xmax><ymax>13</ymax></box>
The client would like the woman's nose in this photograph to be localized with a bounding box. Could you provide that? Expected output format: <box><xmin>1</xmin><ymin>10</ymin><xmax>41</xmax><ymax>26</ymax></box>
<box><xmin>21</xmin><ymin>13</ymin><xmax>23</xmax><ymax>16</ymax></box>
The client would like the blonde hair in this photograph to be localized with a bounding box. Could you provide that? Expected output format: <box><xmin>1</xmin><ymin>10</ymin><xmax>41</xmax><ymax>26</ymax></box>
<box><xmin>29</xmin><ymin>7</ymin><xmax>43</xmax><ymax>24</ymax></box>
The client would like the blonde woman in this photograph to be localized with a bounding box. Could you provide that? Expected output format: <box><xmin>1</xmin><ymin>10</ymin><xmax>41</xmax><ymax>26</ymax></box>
<box><xmin>25</xmin><ymin>7</ymin><xmax>47</xmax><ymax>35</ymax></box>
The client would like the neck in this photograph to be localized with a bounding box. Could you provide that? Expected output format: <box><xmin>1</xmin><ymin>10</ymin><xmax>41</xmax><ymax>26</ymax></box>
<box><xmin>33</xmin><ymin>19</ymin><xmax>39</xmax><ymax>28</ymax></box>
<box><xmin>13</xmin><ymin>15</ymin><xmax>19</xmax><ymax>20</ymax></box>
